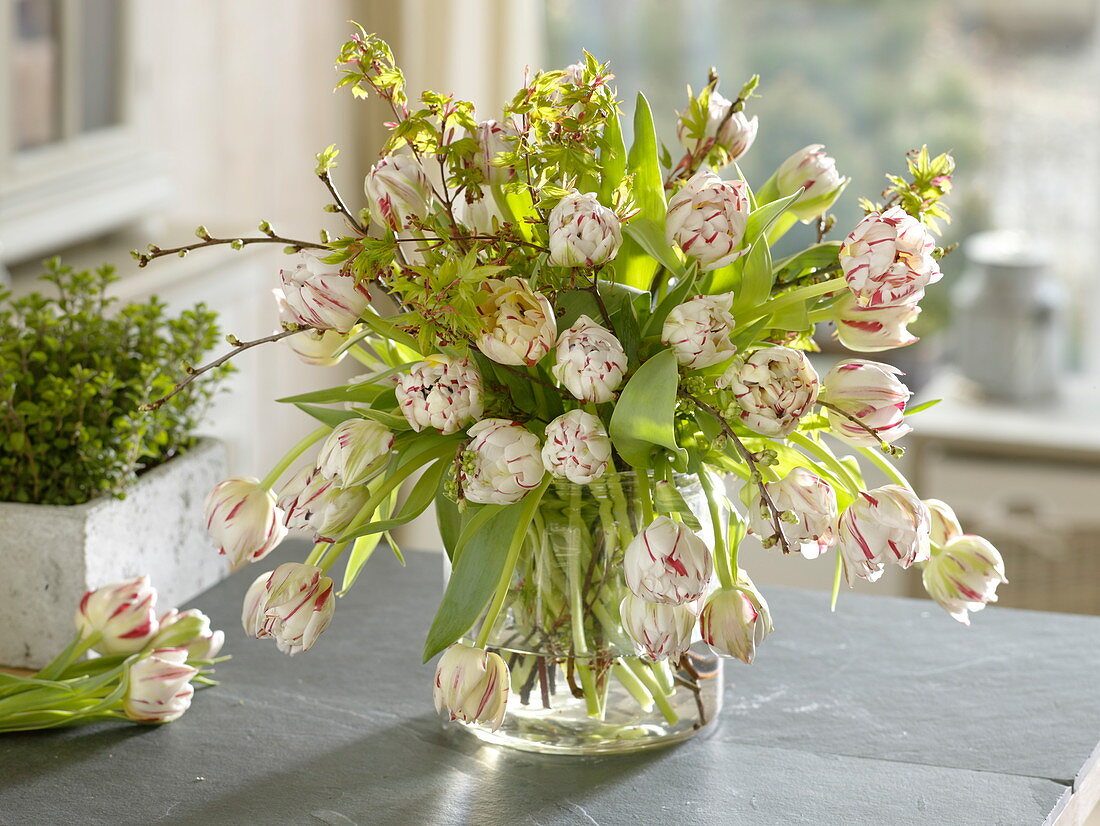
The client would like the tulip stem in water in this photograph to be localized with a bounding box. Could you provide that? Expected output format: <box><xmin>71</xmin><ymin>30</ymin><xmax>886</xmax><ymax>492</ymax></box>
<box><xmin>259</xmin><ymin>425</ymin><xmax>330</xmax><ymax>490</ymax></box>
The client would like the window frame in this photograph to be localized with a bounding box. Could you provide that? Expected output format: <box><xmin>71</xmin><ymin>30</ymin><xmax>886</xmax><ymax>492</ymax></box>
<box><xmin>0</xmin><ymin>0</ymin><xmax>169</xmax><ymax>265</ymax></box>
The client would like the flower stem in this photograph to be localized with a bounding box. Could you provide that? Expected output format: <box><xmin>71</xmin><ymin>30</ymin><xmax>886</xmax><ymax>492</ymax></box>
<box><xmin>34</xmin><ymin>631</ymin><xmax>102</xmax><ymax>683</ymax></box>
<box><xmin>624</xmin><ymin>660</ymin><xmax>679</xmax><ymax>724</ymax></box>
<box><xmin>697</xmin><ymin>471</ymin><xmax>734</xmax><ymax>590</ymax></box>
<box><xmin>634</xmin><ymin>469</ymin><xmax>655</xmax><ymax>525</ymax></box>
<box><xmin>830</xmin><ymin>548</ymin><xmax>843</xmax><ymax>612</ymax></box>
<box><xmin>612</xmin><ymin>660</ymin><xmax>654</xmax><ymax>711</ymax></box>
<box><xmin>259</xmin><ymin>425</ymin><xmax>330</xmax><ymax>490</ymax></box>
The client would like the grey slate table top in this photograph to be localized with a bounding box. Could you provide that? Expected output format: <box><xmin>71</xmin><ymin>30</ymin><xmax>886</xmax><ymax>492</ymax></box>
<box><xmin>2</xmin><ymin>542</ymin><xmax>1098</xmax><ymax>826</ymax></box>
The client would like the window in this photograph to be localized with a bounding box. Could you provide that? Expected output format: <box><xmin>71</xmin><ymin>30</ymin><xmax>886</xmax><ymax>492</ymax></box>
<box><xmin>0</xmin><ymin>0</ymin><xmax>168</xmax><ymax>268</ymax></box>
<box><xmin>545</xmin><ymin>0</ymin><xmax>1100</xmax><ymax>374</ymax></box>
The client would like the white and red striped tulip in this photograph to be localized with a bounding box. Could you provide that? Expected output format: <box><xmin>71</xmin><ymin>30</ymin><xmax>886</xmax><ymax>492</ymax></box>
<box><xmin>620</xmin><ymin>593</ymin><xmax>696</xmax><ymax>662</ymax></box>
<box><xmin>775</xmin><ymin>144</ymin><xmax>848</xmax><ymax>221</ymax></box>
<box><xmin>821</xmin><ymin>359</ymin><xmax>911</xmax><ymax>447</ymax></box>
<box><xmin>460</xmin><ymin>419</ymin><xmax>545</xmax><ymax>505</ymax></box>
<box><xmin>719</xmin><ymin>346</ymin><xmax>820</xmax><ymax>437</ymax></box>
<box><xmin>152</xmin><ymin>609</ymin><xmax>224</xmax><ymax>660</ymax></box>
<box><xmin>661</xmin><ymin>293</ymin><xmax>737</xmax><ymax>369</ymax></box>
<box><xmin>278</xmin><ymin>252</ymin><xmax>372</xmax><ymax>335</ymax></box>
<box><xmin>278</xmin><ymin>466</ymin><xmax>370</xmax><ymax>543</ymax></box>
<box><xmin>273</xmin><ymin>288</ymin><xmax>354</xmax><ymax>366</ymax></box>
<box><xmin>837</xmin><ymin>485</ymin><xmax>931</xmax><ymax>583</ymax></box>
<box><xmin>840</xmin><ymin>206</ymin><xmax>941</xmax><ymax>308</ymax></box>
<box><xmin>244</xmin><ymin>563</ymin><xmax>336</xmax><ymax>655</ymax></box>
<box><xmin>925</xmin><ymin>498</ymin><xmax>963</xmax><ymax>547</ymax></box>
<box><xmin>699</xmin><ymin>583</ymin><xmax>773</xmax><ymax>664</ymax></box>
<box><xmin>433</xmin><ymin>643</ymin><xmax>510</xmax><ymax>731</ymax></box>
<box><xmin>625</xmin><ymin>516</ymin><xmax>714</xmax><ymax>605</ymax></box>
<box><xmin>541</xmin><ymin>410</ymin><xmax>612</xmax><ymax>485</ymax></box>
<box><xmin>394</xmin><ymin>355</ymin><xmax>484</xmax><ymax>435</ymax></box>
<box><xmin>364</xmin><ymin>151</ymin><xmax>433</xmax><ymax>231</ymax></box>
<box><xmin>470</xmin><ymin>119</ymin><xmax>517</xmax><ymax>186</ymax></box>
<box><xmin>833</xmin><ymin>291</ymin><xmax>921</xmax><ymax>353</ymax></box>
<box><xmin>455</xmin><ymin>189</ymin><xmax>505</xmax><ymax>235</ymax></box>
<box><xmin>475</xmin><ymin>277</ymin><xmax>557</xmax><ymax>367</ymax></box>
<box><xmin>75</xmin><ymin>576</ymin><xmax>159</xmax><ymax>655</ymax></box>
<box><xmin>676</xmin><ymin>90</ymin><xmax>758</xmax><ymax>166</ymax></box>
<box><xmin>547</xmin><ymin>190</ymin><xmax>623</xmax><ymax>267</ymax></box>
<box><xmin>122</xmin><ymin>648</ymin><xmax>198</xmax><ymax>723</ymax></box>
<box><xmin>922</xmin><ymin>535</ymin><xmax>1007</xmax><ymax>625</ymax></box>
<box><xmin>316</xmin><ymin>419</ymin><xmax>394</xmax><ymax>488</ymax></box>
<box><xmin>203</xmin><ymin>477</ymin><xmax>287</xmax><ymax>566</ymax></box>
<box><xmin>552</xmin><ymin>315</ymin><xmax>627</xmax><ymax>403</ymax></box>
<box><xmin>747</xmin><ymin>467</ymin><xmax>838</xmax><ymax>559</ymax></box>
<box><xmin>665</xmin><ymin>171</ymin><xmax>751</xmax><ymax>271</ymax></box>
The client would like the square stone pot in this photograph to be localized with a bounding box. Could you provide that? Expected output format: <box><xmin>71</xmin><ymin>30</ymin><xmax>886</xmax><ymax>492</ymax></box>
<box><xmin>0</xmin><ymin>438</ymin><xmax>230</xmax><ymax>669</ymax></box>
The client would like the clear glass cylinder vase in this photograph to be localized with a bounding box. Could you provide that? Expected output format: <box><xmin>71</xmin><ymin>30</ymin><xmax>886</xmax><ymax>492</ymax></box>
<box><xmin>453</xmin><ymin>472</ymin><xmax>724</xmax><ymax>755</ymax></box>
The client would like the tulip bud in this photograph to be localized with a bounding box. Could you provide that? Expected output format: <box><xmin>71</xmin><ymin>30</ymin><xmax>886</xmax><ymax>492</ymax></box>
<box><xmin>278</xmin><ymin>252</ymin><xmax>372</xmax><ymax>335</ymax></box>
<box><xmin>547</xmin><ymin>190</ymin><xmax>623</xmax><ymax>268</ymax></box>
<box><xmin>718</xmin><ymin>346</ymin><xmax>819</xmax><ymax>437</ymax></box>
<box><xmin>775</xmin><ymin>144</ymin><xmax>848</xmax><ymax>222</ymax></box>
<box><xmin>152</xmin><ymin>609</ymin><xmax>224</xmax><ymax>660</ymax></box>
<box><xmin>676</xmin><ymin>90</ymin><xmax>758</xmax><ymax>167</ymax></box>
<box><xmin>833</xmin><ymin>291</ymin><xmax>921</xmax><ymax>353</ymax></box>
<box><xmin>552</xmin><ymin>315</ymin><xmax>627</xmax><ymax>403</ymax></box>
<box><xmin>619</xmin><ymin>593</ymin><xmax>696</xmax><ymax>662</ymax></box>
<box><xmin>364</xmin><ymin>151</ymin><xmax>433</xmax><ymax>231</ymax></box>
<box><xmin>625</xmin><ymin>515</ymin><xmax>714</xmax><ymax>605</ymax></box>
<box><xmin>395</xmin><ymin>355</ymin><xmax>484</xmax><ymax>435</ymax></box>
<box><xmin>699</xmin><ymin>583</ymin><xmax>773</xmax><ymax>663</ymax></box>
<box><xmin>316</xmin><ymin>419</ymin><xmax>394</xmax><ymax>488</ymax></box>
<box><xmin>204</xmin><ymin>477</ymin><xmax>288</xmax><ymax>566</ymax></box>
<box><xmin>541</xmin><ymin>410</ymin><xmax>612</xmax><ymax>485</ymax></box>
<box><xmin>821</xmin><ymin>359</ymin><xmax>911</xmax><ymax>447</ymax></box>
<box><xmin>75</xmin><ymin>576</ymin><xmax>159</xmax><ymax>655</ymax></box>
<box><xmin>460</xmin><ymin>419</ymin><xmax>545</xmax><ymax>505</ymax></box>
<box><xmin>455</xmin><ymin>189</ymin><xmax>505</xmax><ymax>235</ymax></box>
<box><xmin>661</xmin><ymin>293</ymin><xmax>737</xmax><ymax>369</ymax></box>
<box><xmin>273</xmin><ymin>288</ymin><xmax>354</xmax><ymax>366</ymax></box>
<box><xmin>837</xmin><ymin>485</ymin><xmax>931</xmax><ymax>583</ymax></box>
<box><xmin>747</xmin><ymin>467</ymin><xmax>838</xmax><ymax>559</ymax></box>
<box><xmin>244</xmin><ymin>563</ymin><xmax>336</xmax><ymax>655</ymax></box>
<box><xmin>470</xmin><ymin>119</ymin><xmax>517</xmax><ymax>185</ymax></box>
<box><xmin>922</xmin><ymin>535</ymin><xmax>1007</xmax><ymax>625</ymax></box>
<box><xmin>924</xmin><ymin>498</ymin><xmax>963</xmax><ymax>547</ymax></box>
<box><xmin>840</xmin><ymin>206</ymin><xmax>941</xmax><ymax>308</ymax></box>
<box><xmin>475</xmin><ymin>277</ymin><xmax>557</xmax><ymax>367</ymax></box>
<box><xmin>122</xmin><ymin>648</ymin><xmax>198</xmax><ymax>724</ymax></box>
<box><xmin>666</xmin><ymin>171</ymin><xmax>751</xmax><ymax>271</ymax></box>
<box><xmin>433</xmin><ymin>643</ymin><xmax>510</xmax><ymax>731</ymax></box>
<box><xmin>278</xmin><ymin>465</ymin><xmax>370</xmax><ymax>543</ymax></box>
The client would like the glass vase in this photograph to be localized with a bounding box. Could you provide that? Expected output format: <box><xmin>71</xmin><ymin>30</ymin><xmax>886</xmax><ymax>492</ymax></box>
<box><xmin>455</xmin><ymin>472</ymin><xmax>724</xmax><ymax>755</ymax></box>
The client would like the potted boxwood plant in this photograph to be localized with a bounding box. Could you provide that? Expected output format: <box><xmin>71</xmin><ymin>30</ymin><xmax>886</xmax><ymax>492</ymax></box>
<box><xmin>0</xmin><ymin>259</ymin><xmax>230</xmax><ymax>668</ymax></box>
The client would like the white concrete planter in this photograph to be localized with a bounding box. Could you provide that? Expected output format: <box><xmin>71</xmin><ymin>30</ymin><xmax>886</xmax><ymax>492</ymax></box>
<box><xmin>0</xmin><ymin>438</ymin><xmax>229</xmax><ymax>669</ymax></box>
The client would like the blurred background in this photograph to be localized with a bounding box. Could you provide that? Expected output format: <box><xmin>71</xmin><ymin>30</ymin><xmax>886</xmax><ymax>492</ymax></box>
<box><xmin>2</xmin><ymin>0</ymin><xmax>1098</xmax><ymax>613</ymax></box>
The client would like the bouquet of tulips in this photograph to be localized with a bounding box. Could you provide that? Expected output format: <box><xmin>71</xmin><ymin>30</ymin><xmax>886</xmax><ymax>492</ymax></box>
<box><xmin>0</xmin><ymin>578</ymin><xmax>224</xmax><ymax>732</ymax></box>
<box><xmin>136</xmin><ymin>26</ymin><xmax>1006</xmax><ymax>734</ymax></box>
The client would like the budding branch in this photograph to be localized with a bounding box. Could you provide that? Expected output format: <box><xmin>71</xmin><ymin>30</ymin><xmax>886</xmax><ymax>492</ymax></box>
<box><xmin>142</xmin><ymin>327</ymin><xmax>303</xmax><ymax>412</ymax></box>
<box><xmin>133</xmin><ymin>234</ymin><xmax>325</xmax><ymax>267</ymax></box>
<box><xmin>817</xmin><ymin>401</ymin><xmax>901</xmax><ymax>456</ymax></box>
<box><xmin>681</xmin><ymin>391</ymin><xmax>793</xmax><ymax>555</ymax></box>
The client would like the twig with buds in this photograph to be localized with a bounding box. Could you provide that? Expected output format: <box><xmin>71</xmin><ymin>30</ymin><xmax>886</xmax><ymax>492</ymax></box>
<box><xmin>681</xmin><ymin>391</ymin><xmax>793</xmax><ymax>555</ymax></box>
<box><xmin>817</xmin><ymin>401</ymin><xmax>904</xmax><ymax>457</ymax></box>
<box><xmin>132</xmin><ymin>225</ymin><xmax>326</xmax><ymax>268</ymax></box>
<box><xmin>141</xmin><ymin>327</ymin><xmax>303</xmax><ymax>412</ymax></box>
<box><xmin>319</xmin><ymin>171</ymin><xmax>368</xmax><ymax>236</ymax></box>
